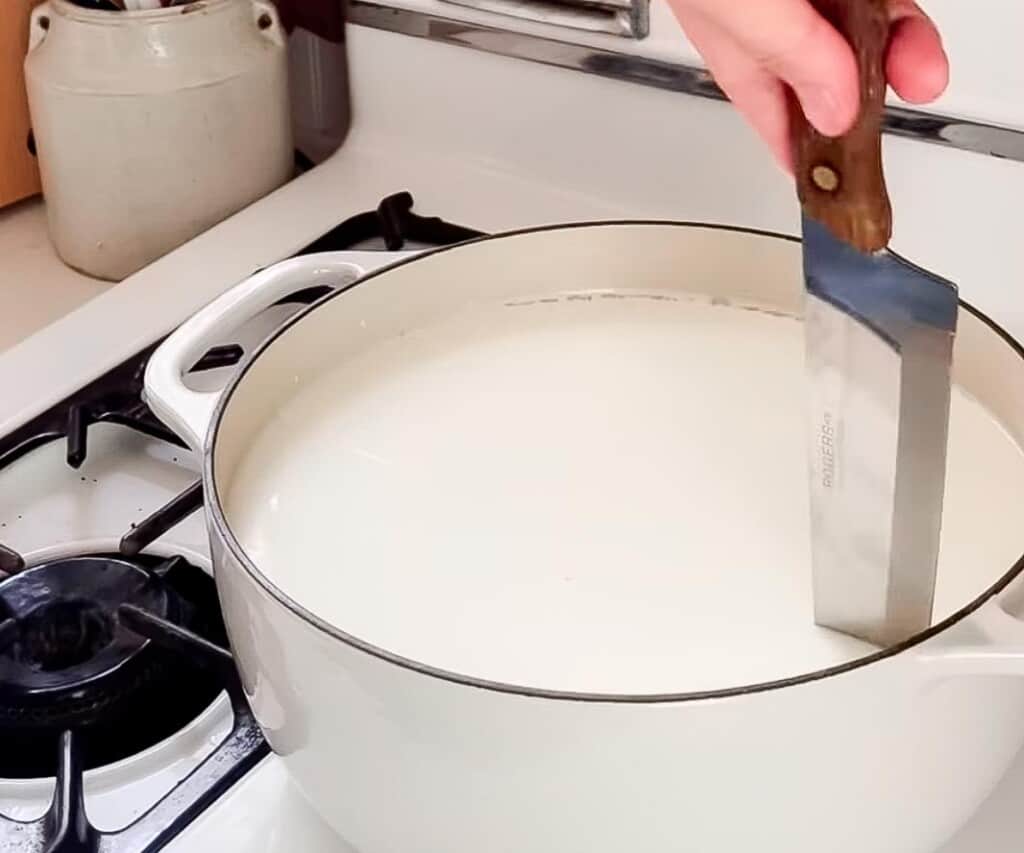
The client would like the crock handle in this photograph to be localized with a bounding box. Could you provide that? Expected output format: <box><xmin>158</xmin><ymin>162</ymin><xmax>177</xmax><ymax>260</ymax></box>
<box><xmin>252</xmin><ymin>0</ymin><xmax>286</xmax><ymax>47</ymax></box>
<box><xmin>914</xmin><ymin>598</ymin><xmax>1024</xmax><ymax>679</ymax></box>
<box><xmin>28</xmin><ymin>3</ymin><xmax>52</xmax><ymax>53</ymax></box>
<box><xmin>143</xmin><ymin>252</ymin><xmax>412</xmax><ymax>452</ymax></box>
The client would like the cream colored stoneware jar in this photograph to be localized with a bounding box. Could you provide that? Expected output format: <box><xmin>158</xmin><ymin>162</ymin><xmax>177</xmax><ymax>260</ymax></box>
<box><xmin>24</xmin><ymin>0</ymin><xmax>292</xmax><ymax>281</ymax></box>
<box><xmin>146</xmin><ymin>223</ymin><xmax>1024</xmax><ymax>853</ymax></box>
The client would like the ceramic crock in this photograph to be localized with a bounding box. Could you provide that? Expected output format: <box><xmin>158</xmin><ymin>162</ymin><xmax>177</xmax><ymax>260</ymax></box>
<box><xmin>24</xmin><ymin>0</ymin><xmax>292</xmax><ymax>281</ymax></box>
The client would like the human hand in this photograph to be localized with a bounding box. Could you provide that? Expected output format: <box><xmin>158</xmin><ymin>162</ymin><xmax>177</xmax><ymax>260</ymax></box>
<box><xmin>665</xmin><ymin>0</ymin><xmax>949</xmax><ymax>170</ymax></box>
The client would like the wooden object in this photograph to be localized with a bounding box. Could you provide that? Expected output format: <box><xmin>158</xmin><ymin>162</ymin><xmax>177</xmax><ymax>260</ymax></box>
<box><xmin>0</xmin><ymin>0</ymin><xmax>44</xmax><ymax>209</ymax></box>
<box><xmin>791</xmin><ymin>0</ymin><xmax>892</xmax><ymax>253</ymax></box>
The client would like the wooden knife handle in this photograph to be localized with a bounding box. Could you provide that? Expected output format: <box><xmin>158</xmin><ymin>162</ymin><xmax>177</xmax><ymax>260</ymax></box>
<box><xmin>792</xmin><ymin>0</ymin><xmax>892</xmax><ymax>253</ymax></box>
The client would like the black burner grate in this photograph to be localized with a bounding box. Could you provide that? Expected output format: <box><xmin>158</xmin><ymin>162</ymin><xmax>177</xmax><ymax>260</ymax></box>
<box><xmin>0</xmin><ymin>192</ymin><xmax>482</xmax><ymax>478</ymax></box>
<box><xmin>0</xmin><ymin>192</ymin><xmax>484</xmax><ymax>852</ymax></box>
<box><xmin>0</xmin><ymin>611</ymin><xmax>268</xmax><ymax>853</ymax></box>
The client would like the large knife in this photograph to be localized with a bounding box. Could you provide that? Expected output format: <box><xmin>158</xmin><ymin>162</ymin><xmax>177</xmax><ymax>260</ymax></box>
<box><xmin>794</xmin><ymin>0</ymin><xmax>958</xmax><ymax>647</ymax></box>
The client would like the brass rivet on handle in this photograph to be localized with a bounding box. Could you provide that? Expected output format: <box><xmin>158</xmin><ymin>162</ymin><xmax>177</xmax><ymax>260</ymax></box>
<box><xmin>811</xmin><ymin>165</ymin><xmax>840</xmax><ymax>193</ymax></box>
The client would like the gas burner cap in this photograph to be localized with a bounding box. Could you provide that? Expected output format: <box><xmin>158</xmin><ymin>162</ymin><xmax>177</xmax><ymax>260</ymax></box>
<box><xmin>0</xmin><ymin>556</ymin><xmax>172</xmax><ymax>697</ymax></box>
<box><xmin>0</xmin><ymin>552</ymin><xmax>227</xmax><ymax>779</ymax></box>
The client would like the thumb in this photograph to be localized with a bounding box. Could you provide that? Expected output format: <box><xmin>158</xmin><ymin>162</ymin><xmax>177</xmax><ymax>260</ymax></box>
<box><xmin>689</xmin><ymin>0</ymin><xmax>860</xmax><ymax>136</ymax></box>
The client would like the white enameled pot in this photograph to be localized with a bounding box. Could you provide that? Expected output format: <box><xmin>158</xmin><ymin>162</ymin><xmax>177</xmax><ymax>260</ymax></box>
<box><xmin>144</xmin><ymin>223</ymin><xmax>1024</xmax><ymax>853</ymax></box>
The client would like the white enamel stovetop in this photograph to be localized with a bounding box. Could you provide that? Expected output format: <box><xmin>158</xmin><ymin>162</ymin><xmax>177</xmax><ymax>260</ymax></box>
<box><xmin>3</xmin><ymin>7</ymin><xmax>1024</xmax><ymax>851</ymax></box>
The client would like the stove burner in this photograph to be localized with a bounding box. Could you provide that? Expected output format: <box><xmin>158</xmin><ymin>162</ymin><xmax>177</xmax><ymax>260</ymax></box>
<box><xmin>0</xmin><ymin>598</ymin><xmax>268</xmax><ymax>853</ymax></box>
<box><xmin>1</xmin><ymin>557</ymin><xmax>170</xmax><ymax>690</ymax></box>
<box><xmin>0</xmin><ymin>553</ymin><xmax>225</xmax><ymax>779</ymax></box>
<box><xmin>16</xmin><ymin>599</ymin><xmax>115</xmax><ymax>671</ymax></box>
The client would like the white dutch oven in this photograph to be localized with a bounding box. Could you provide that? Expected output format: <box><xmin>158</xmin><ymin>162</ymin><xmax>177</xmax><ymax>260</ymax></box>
<box><xmin>145</xmin><ymin>223</ymin><xmax>1024</xmax><ymax>853</ymax></box>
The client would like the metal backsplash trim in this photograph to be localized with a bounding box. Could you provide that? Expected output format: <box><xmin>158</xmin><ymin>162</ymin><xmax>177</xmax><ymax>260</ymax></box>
<box><xmin>347</xmin><ymin>0</ymin><xmax>1024</xmax><ymax>164</ymax></box>
<box><xmin>440</xmin><ymin>0</ymin><xmax>650</xmax><ymax>39</ymax></box>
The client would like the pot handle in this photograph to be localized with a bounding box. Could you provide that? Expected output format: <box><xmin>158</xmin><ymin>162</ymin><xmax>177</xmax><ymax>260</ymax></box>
<box><xmin>144</xmin><ymin>252</ymin><xmax>414</xmax><ymax>451</ymax></box>
<box><xmin>913</xmin><ymin>597</ymin><xmax>1024</xmax><ymax>680</ymax></box>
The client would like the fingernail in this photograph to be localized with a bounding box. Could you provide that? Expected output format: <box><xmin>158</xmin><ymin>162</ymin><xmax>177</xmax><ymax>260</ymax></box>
<box><xmin>802</xmin><ymin>87</ymin><xmax>845</xmax><ymax>136</ymax></box>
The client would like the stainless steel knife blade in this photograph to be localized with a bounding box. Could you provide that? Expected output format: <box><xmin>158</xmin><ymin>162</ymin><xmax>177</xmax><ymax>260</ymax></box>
<box><xmin>793</xmin><ymin>0</ymin><xmax>959</xmax><ymax>646</ymax></box>
<box><xmin>803</xmin><ymin>216</ymin><xmax>957</xmax><ymax>647</ymax></box>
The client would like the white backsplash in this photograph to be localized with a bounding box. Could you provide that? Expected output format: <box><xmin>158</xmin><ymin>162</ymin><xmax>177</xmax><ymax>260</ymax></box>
<box><xmin>404</xmin><ymin>0</ymin><xmax>1024</xmax><ymax>130</ymax></box>
<box><xmin>919</xmin><ymin>0</ymin><xmax>1024</xmax><ymax>128</ymax></box>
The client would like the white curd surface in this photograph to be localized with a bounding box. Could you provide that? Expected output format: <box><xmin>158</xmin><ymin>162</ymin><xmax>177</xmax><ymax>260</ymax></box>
<box><xmin>225</xmin><ymin>294</ymin><xmax>1024</xmax><ymax>694</ymax></box>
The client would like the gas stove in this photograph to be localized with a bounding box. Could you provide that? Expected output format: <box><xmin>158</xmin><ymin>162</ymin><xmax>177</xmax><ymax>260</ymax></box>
<box><xmin>2</xmin><ymin>202</ymin><xmax>1022</xmax><ymax>853</ymax></box>
<box><xmin>0</xmin><ymin>193</ymin><xmax>482</xmax><ymax>852</ymax></box>
<box><xmin>3</xmin><ymin>0</ymin><xmax>1024</xmax><ymax>850</ymax></box>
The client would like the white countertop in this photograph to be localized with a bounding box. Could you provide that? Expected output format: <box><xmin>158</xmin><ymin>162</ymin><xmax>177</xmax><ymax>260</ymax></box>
<box><xmin>0</xmin><ymin>198</ymin><xmax>110</xmax><ymax>353</ymax></box>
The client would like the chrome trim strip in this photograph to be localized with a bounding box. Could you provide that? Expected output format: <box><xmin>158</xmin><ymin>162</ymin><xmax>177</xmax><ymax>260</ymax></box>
<box><xmin>440</xmin><ymin>0</ymin><xmax>649</xmax><ymax>39</ymax></box>
<box><xmin>347</xmin><ymin>0</ymin><xmax>1024</xmax><ymax>164</ymax></box>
